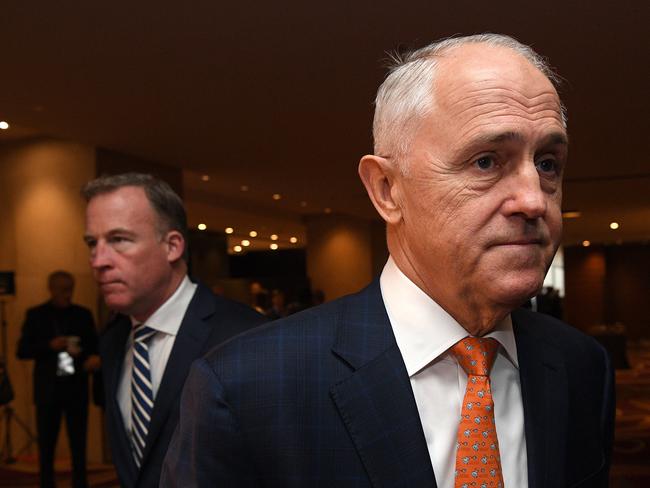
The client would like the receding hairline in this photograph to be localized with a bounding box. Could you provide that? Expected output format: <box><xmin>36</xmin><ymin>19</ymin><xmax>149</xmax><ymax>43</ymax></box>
<box><xmin>372</xmin><ymin>34</ymin><xmax>567</xmax><ymax>170</ymax></box>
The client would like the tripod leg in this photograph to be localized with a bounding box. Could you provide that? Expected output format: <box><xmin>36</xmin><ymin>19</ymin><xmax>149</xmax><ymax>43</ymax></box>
<box><xmin>1</xmin><ymin>405</ymin><xmax>16</xmax><ymax>464</ymax></box>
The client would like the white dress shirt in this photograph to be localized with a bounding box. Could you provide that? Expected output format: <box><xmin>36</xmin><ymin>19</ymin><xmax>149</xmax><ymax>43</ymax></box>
<box><xmin>380</xmin><ymin>257</ymin><xmax>528</xmax><ymax>488</ymax></box>
<box><xmin>118</xmin><ymin>276</ymin><xmax>197</xmax><ymax>439</ymax></box>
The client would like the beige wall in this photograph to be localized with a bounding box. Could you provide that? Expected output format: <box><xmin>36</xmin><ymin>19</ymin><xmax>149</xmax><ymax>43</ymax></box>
<box><xmin>0</xmin><ymin>139</ymin><xmax>103</xmax><ymax>464</ymax></box>
<box><xmin>305</xmin><ymin>214</ymin><xmax>386</xmax><ymax>301</ymax></box>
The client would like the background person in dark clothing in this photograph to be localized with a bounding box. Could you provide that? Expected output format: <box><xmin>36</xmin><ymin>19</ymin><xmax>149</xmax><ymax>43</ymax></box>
<box><xmin>17</xmin><ymin>271</ymin><xmax>99</xmax><ymax>488</ymax></box>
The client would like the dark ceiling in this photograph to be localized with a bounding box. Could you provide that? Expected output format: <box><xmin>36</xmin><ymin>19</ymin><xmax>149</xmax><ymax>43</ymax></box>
<box><xmin>1</xmin><ymin>0</ymin><xmax>648</xmax><ymax>245</ymax></box>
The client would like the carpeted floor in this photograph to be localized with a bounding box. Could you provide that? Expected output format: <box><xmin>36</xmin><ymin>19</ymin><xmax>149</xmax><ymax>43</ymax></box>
<box><xmin>611</xmin><ymin>340</ymin><xmax>650</xmax><ymax>487</ymax></box>
<box><xmin>0</xmin><ymin>460</ymin><xmax>118</xmax><ymax>487</ymax></box>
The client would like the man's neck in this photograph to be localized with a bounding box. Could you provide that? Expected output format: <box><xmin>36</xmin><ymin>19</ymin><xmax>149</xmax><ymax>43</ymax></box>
<box><xmin>132</xmin><ymin>272</ymin><xmax>186</xmax><ymax>324</ymax></box>
<box><xmin>387</xmin><ymin>247</ymin><xmax>511</xmax><ymax>337</ymax></box>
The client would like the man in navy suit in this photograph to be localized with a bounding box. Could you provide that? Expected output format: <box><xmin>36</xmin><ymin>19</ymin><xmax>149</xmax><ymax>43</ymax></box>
<box><xmin>82</xmin><ymin>173</ymin><xmax>265</xmax><ymax>487</ymax></box>
<box><xmin>162</xmin><ymin>34</ymin><xmax>614</xmax><ymax>487</ymax></box>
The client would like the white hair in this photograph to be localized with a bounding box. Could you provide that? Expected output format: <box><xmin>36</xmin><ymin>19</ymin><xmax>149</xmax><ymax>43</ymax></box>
<box><xmin>372</xmin><ymin>33</ymin><xmax>567</xmax><ymax>174</ymax></box>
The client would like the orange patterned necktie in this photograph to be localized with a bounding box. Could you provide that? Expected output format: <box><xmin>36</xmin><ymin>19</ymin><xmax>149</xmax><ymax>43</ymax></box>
<box><xmin>450</xmin><ymin>337</ymin><xmax>504</xmax><ymax>488</ymax></box>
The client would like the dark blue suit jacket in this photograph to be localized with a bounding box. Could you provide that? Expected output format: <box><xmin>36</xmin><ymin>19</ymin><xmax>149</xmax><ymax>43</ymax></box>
<box><xmin>162</xmin><ymin>280</ymin><xmax>614</xmax><ymax>487</ymax></box>
<box><xmin>100</xmin><ymin>283</ymin><xmax>266</xmax><ymax>488</ymax></box>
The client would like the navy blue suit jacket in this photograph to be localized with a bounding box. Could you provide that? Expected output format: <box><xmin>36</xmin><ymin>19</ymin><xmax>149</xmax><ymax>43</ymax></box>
<box><xmin>100</xmin><ymin>283</ymin><xmax>266</xmax><ymax>488</ymax></box>
<box><xmin>162</xmin><ymin>280</ymin><xmax>614</xmax><ymax>487</ymax></box>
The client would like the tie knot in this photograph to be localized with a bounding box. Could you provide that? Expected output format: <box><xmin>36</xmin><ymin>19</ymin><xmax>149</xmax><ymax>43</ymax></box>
<box><xmin>134</xmin><ymin>325</ymin><xmax>157</xmax><ymax>344</ymax></box>
<box><xmin>451</xmin><ymin>336</ymin><xmax>499</xmax><ymax>377</ymax></box>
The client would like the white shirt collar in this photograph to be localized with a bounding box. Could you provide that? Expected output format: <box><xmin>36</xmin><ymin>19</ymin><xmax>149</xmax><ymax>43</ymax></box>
<box><xmin>129</xmin><ymin>275</ymin><xmax>197</xmax><ymax>336</ymax></box>
<box><xmin>380</xmin><ymin>256</ymin><xmax>519</xmax><ymax>377</ymax></box>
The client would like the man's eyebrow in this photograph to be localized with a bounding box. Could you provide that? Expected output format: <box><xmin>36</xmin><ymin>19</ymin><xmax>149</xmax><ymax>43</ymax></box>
<box><xmin>470</xmin><ymin>131</ymin><xmax>569</xmax><ymax>146</ymax></box>
<box><xmin>106</xmin><ymin>228</ymin><xmax>135</xmax><ymax>236</ymax></box>
<box><xmin>482</xmin><ymin>131</ymin><xmax>525</xmax><ymax>144</ymax></box>
<box><xmin>542</xmin><ymin>132</ymin><xmax>569</xmax><ymax>146</ymax></box>
<box><xmin>83</xmin><ymin>228</ymin><xmax>135</xmax><ymax>242</ymax></box>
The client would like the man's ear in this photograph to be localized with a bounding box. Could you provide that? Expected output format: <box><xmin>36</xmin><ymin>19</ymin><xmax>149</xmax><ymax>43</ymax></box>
<box><xmin>164</xmin><ymin>230</ymin><xmax>186</xmax><ymax>263</ymax></box>
<box><xmin>358</xmin><ymin>155</ymin><xmax>403</xmax><ymax>225</ymax></box>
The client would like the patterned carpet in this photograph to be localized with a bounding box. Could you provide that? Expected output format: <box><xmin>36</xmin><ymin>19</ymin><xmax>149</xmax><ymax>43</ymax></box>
<box><xmin>0</xmin><ymin>460</ymin><xmax>118</xmax><ymax>487</ymax></box>
<box><xmin>611</xmin><ymin>340</ymin><xmax>650</xmax><ymax>487</ymax></box>
<box><xmin>1</xmin><ymin>340</ymin><xmax>649</xmax><ymax>487</ymax></box>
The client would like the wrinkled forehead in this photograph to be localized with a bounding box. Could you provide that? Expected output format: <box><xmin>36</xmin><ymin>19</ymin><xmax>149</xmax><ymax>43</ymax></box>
<box><xmin>432</xmin><ymin>44</ymin><xmax>563</xmax><ymax>119</ymax></box>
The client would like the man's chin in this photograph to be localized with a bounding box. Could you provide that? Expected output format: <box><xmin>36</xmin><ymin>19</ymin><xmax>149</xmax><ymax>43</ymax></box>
<box><xmin>102</xmin><ymin>294</ymin><xmax>134</xmax><ymax>315</ymax></box>
<box><xmin>489</xmin><ymin>274</ymin><xmax>543</xmax><ymax>309</ymax></box>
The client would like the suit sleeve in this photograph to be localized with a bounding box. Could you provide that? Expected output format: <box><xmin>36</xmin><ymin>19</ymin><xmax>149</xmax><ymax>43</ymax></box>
<box><xmin>160</xmin><ymin>357</ymin><xmax>260</xmax><ymax>487</ymax></box>
<box><xmin>16</xmin><ymin>309</ymin><xmax>53</xmax><ymax>359</ymax></box>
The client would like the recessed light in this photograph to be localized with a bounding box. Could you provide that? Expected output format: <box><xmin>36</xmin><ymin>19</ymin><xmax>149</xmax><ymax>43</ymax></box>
<box><xmin>201</xmin><ymin>175</ymin><xmax>210</xmax><ymax>182</ymax></box>
<box><xmin>270</xmin><ymin>243</ymin><xmax>279</xmax><ymax>250</ymax></box>
<box><xmin>249</xmin><ymin>230</ymin><xmax>257</xmax><ymax>237</ymax></box>
<box><xmin>225</xmin><ymin>227</ymin><xmax>234</xmax><ymax>234</ymax></box>
<box><xmin>272</xmin><ymin>193</ymin><xmax>282</xmax><ymax>201</ymax></box>
<box><xmin>241</xmin><ymin>239</ymin><xmax>250</xmax><ymax>247</ymax></box>
<box><xmin>289</xmin><ymin>237</ymin><xmax>298</xmax><ymax>244</ymax></box>
<box><xmin>609</xmin><ymin>222</ymin><xmax>619</xmax><ymax>230</ymax></box>
<box><xmin>233</xmin><ymin>245</ymin><xmax>242</xmax><ymax>252</ymax></box>
<box><xmin>324</xmin><ymin>208</ymin><xmax>332</xmax><ymax>214</ymax></box>
<box><xmin>270</xmin><ymin>234</ymin><xmax>278</xmax><ymax>241</ymax></box>
<box><xmin>582</xmin><ymin>240</ymin><xmax>591</xmax><ymax>247</ymax></box>
<box><xmin>300</xmin><ymin>201</ymin><xmax>307</xmax><ymax>207</ymax></box>
<box><xmin>197</xmin><ymin>223</ymin><xmax>207</xmax><ymax>231</ymax></box>
<box><xmin>0</xmin><ymin>121</ymin><xmax>9</xmax><ymax>130</ymax></box>
<box><xmin>562</xmin><ymin>211</ymin><xmax>581</xmax><ymax>219</ymax></box>
<box><xmin>240</xmin><ymin>185</ymin><xmax>249</xmax><ymax>192</ymax></box>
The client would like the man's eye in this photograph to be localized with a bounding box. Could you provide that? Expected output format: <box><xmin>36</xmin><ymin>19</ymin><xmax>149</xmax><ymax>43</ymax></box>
<box><xmin>535</xmin><ymin>158</ymin><xmax>557</xmax><ymax>174</ymax></box>
<box><xmin>474</xmin><ymin>156</ymin><xmax>495</xmax><ymax>170</ymax></box>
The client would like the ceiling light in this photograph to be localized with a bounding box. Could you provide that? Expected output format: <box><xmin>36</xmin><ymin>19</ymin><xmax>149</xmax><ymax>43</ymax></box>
<box><xmin>324</xmin><ymin>208</ymin><xmax>332</xmax><ymax>214</ymax></box>
<box><xmin>233</xmin><ymin>245</ymin><xmax>242</xmax><ymax>253</ymax></box>
<box><xmin>201</xmin><ymin>175</ymin><xmax>210</xmax><ymax>182</ymax></box>
<box><xmin>582</xmin><ymin>240</ymin><xmax>591</xmax><ymax>247</ymax></box>
<box><xmin>270</xmin><ymin>234</ymin><xmax>278</xmax><ymax>241</ymax></box>
<box><xmin>609</xmin><ymin>222</ymin><xmax>619</xmax><ymax>230</ymax></box>
<box><xmin>249</xmin><ymin>230</ymin><xmax>257</xmax><ymax>237</ymax></box>
<box><xmin>241</xmin><ymin>239</ymin><xmax>250</xmax><ymax>247</ymax></box>
<box><xmin>270</xmin><ymin>243</ymin><xmax>278</xmax><ymax>250</ymax></box>
<box><xmin>562</xmin><ymin>211</ymin><xmax>581</xmax><ymax>219</ymax></box>
<box><xmin>197</xmin><ymin>223</ymin><xmax>207</xmax><ymax>230</ymax></box>
<box><xmin>300</xmin><ymin>201</ymin><xmax>307</xmax><ymax>207</ymax></box>
<box><xmin>225</xmin><ymin>227</ymin><xmax>234</xmax><ymax>234</ymax></box>
<box><xmin>272</xmin><ymin>193</ymin><xmax>282</xmax><ymax>200</ymax></box>
<box><xmin>240</xmin><ymin>185</ymin><xmax>249</xmax><ymax>192</ymax></box>
<box><xmin>289</xmin><ymin>237</ymin><xmax>298</xmax><ymax>244</ymax></box>
<box><xmin>0</xmin><ymin>121</ymin><xmax>9</xmax><ymax>130</ymax></box>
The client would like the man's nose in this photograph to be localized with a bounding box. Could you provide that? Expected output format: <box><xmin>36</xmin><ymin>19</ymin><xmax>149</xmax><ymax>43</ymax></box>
<box><xmin>90</xmin><ymin>241</ymin><xmax>112</xmax><ymax>269</ymax></box>
<box><xmin>502</xmin><ymin>163</ymin><xmax>548</xmax><ymax>219</ymax></box>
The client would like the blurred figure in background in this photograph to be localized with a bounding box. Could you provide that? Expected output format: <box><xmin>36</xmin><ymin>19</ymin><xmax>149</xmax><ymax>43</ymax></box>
<box><xmin>265</xmin><ymin>289</ymin><xmax>287</xmax><ymax>320</ymax></box>
<box><xmin>17</xmin><ymin>271</ymin><xmax>99</xmax><ymax>488</ymax></box>
<box><xmin>249</xmin><ymin>281</ymin><xmax>269</xmax><ymax>314</ymax></box>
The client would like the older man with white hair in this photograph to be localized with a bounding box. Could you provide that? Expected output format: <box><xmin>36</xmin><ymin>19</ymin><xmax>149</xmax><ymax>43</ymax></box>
<box><xmin>162</xmin><ymin>34</ymin><xmax>614</xmax><ymax>488</ymax></box>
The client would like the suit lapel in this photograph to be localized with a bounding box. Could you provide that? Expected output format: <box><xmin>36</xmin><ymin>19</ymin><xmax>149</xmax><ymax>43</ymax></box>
<box><xmin>513</xmin><ymin>311</ymin><xmax>569</xmax><ymax>488</ymax></box>
<box><xmin>140</xmin><ymin>285</ymin><xmax>215</xmax><ymax>466</ymax></box>
<box><xmin>103</xmin><ymin>316</ymin><xmax>139</xmax><ymax>483</ymax></box>
<box><xmin>330</xmin><ymin>281</ymin><xmax>437</xmax><ymax>488</ymax></box>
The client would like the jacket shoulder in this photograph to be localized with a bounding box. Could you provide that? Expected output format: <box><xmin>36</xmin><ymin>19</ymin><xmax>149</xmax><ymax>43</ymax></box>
<box><xmin>202</xmin><ymin>288</ymin><xmax>363</xmax><ymax>367</ymax></box>
<box><xmin>512</xmin><ymin>308</ymin><xmax>607</xmax><ymax>360</ymax></box>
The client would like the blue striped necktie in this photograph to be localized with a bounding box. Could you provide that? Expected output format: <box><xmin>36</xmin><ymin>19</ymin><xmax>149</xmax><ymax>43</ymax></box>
<box><xmin>131</xmin><ymin>324</ymin><xmax>157</xmax><ymax>468</ymax></box>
